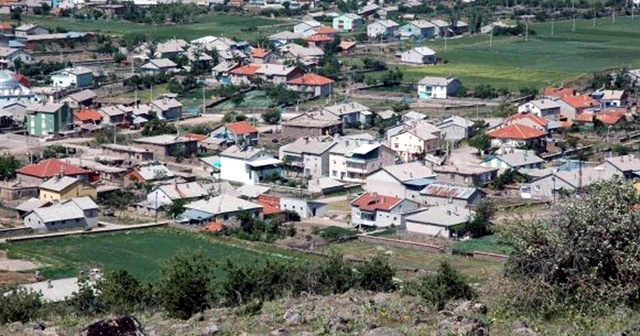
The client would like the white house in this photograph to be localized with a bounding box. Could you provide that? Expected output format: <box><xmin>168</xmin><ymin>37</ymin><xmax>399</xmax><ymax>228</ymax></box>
<box><xmin>367</xmin><ymin>19</ymin><xmax>400</xmax><ymax>40</ymax></box>
<box><xmin>219</xmin><ymin>145</ymin><xmax>283</xmax><ymax>185</ymax></box>
<box><xmin>417</xmin><ymin>76</ymin><xmax>461</xmax><ymax>99</ymax></box>
<box><xmin>405</xmin><ymin>204</ymin><xmax>473</xmax><ymax>238</ymax></box>
<box><xmin>182</xmin><ymin>194</ymin><xmax>263</xmax><ymax>225</ymax></box>
<box><xmin>364</xmin><ymin>162</ymin><xmax>436</xmax><ymax>202</ymax></box>
<box><xmin>279</xmin><ymin>136</ymin><xmax>337</xmax><ymax>178</ymax></box>
<box><xmin>350</xmin><ymin>192</ymin><xmax>420</xmax><ymax>228</ymax></box>
<box><xmin>323</xmin><ymin>101</ymin><xmax>373</xmax><ymax>127</ymax></box>
<box><xmin>400</xmin><ymin>47</ymin><xmax>436</xmax><ymax>65</ymax></box>
<box><xmin>0</xmin><ymin>48</ymin><xmax>32</xmax><ymax>68</ymax></box>
<box><xmin>437</xmin><ymin>116</ymin><xmax>475</xmax><ymax>141</ymax></box>
<box><xmin>146</xmin><ymin>182</ymin><xmax>209</xmax><ymax>210</ymax></box>
<box><xmin>482</xmin><ymin>149</ymin><xmax>544</xmax><ymax>172</ymax></box>
<box><xmin>329</xmin><ymin>138</ymin><xmax>395</xmax><ymax>183</ymax></box>
<box><xmin>141</xmin><ymin>58</ymin><xmax>178</xmax><ymax>75</ymax></box>
<box><xmin>23</xmin><ymin>196</ymin><xmax>98</xmax><ymax>232</ymax></box>
<box><xmin>517</xmin><ymin>99</ymin><xmax>561</xmax><ymax>120</ymax></box>
<box><xmin>50</xmin><ymin>67</ymin><xmax>93</xmax><ymax>89</ymax></box>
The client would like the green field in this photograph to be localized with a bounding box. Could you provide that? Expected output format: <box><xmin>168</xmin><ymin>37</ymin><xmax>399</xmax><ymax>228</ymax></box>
<box><xmin>380</xmin><ymin>16</ymin><xmax>640</xmax><ymax>90</ymax></box>
<box><xmin>213</xmin><ymin>90</ymin><xmax>274</xmax><ymax>110</ymax></box>
<box><xmin>2</xmin><ymin>228</ymin><xmax>302</xmax><ymax>282</ymax></box>
<box><xmin>16</xmin><ymin>14</ymin><xmax>287</xmax><ymax>41</ymax></box>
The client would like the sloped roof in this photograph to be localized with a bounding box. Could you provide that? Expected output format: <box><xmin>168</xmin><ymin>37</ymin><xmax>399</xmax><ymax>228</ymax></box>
<box><xmin>351</xmin><ymin>192</ymin><xmax>403</xmax><ymax>211</ymax></box>
<box><xmin>15</xmin><ymin>198</ymin><xmax>50</xmax><ymax>212</ymax></box>
<box><xmin>185</xmin><ymin>194</ymin><xmax>263</xmax><ymax>215</ymax></box>
<box><xmin>136</xmin><ymin>164</ymin><xmax>175</xmax><ymax>180</ymax></box>
<box><xmin>230</xmin><ymin>64</ymin><xmax>261</xmax><ymax>76</ymax></box>
<box><xmin>561</xmin><ymin>94</ymin><xmax>599</xmax><ymax>109</ymax></box>
<box><xmin>74</xmin><ymin>109</ymin><xmax>102</xmax><ymax>122</ymax></box>
<box><xmin>486</xmin><ymin>124</ymin><xmax>546</xmax><ymax>140</ymax></box>
<box><xmin>39</xmin><ymin>176</ymin><xmax>79</xmax><ymax>192</ymax></box>
<box><xmin>226</xmin><ymin>121</ymin><xmax>258</xmax><ymax>135</ymax></box>
<box><xmin>313</xmin><ymin>26</ymin><xmax>337</xmax><ymax>34</ymax></box>
<box><xmin>505</xmin><ymin>112</ymin><xmax>549</xmax><ymax>127</ymax></box>
<box><xmin>287</xmin><ymin>73</ymin><xmax>334</xmax><ymax>86</ymax></box>
<box><xmin>251</xmin><ymin>47</ymin><xmax>271</xmax><ymax>58</ymax></box>
<box><xmin>420</xmin><ymin>183</ymin><xmax>480</xmax><ymax>200</ymax></box>
<box><xmin>605</xmin><ymin>154</ymin><xmax>640</xmax><ymax>172</ymax></box>
<box><xmin>379</xmin><ymin>162</ymin><xmax>435</xmax><ymax>182</ymax></box>
<box><xmin>494</xmin><ymin>150</ymin><xmax>544</xmax><ymax>168</ymax></box>
<box><xmin>157</xmin><ymin>182</ymin><xmax>208</xmax><ymax>200</ymax></box>
<box><xmin>406</xmin><ymin>204</ymin><xmax>473</xmax><ymax>227</ymax></box>
<box><xmin>543</xmin><ymin>87</ymin><xmax>575</xmax><ymax>98</ymax></box>
<box><xmin>257</xmin><ymin>194</ymin><xmax>284</xmax><ymax>215</ymax></box>
<box><xmin>32</xmin><ymin>204</ymin><xmax>84</xmax><ymax>223</ymax></box>
<box><xmin>18</xmin><ymin>159</ymin><xmax>88</xmax><ymax>178</ymax></box>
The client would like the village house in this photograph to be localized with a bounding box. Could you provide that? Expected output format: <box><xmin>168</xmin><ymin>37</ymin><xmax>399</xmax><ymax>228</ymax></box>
<box><xmin>308</xmin><ymin>176</ymin><xmax>344</xmax><ymax>194</ymax></box>
<box><xmin>329</xmin><ymin>138</ymin><xmax>395</xmax><ymax>183</ymax></box>
<box><xmin>25</xmin><ymin>102</ymin><xmax>72</xmax><ymax>137</ymax></box>
<box><xmin>332</xmin><ymin>13</ymin><xmax>363</xmax><ymax>32</ymax></box>
<box><xmin>543</xmin><ymin>86</ymin><xmax>576</xmax><ymax>99</ymax></box>
<box><xmin>503</xmin><ymin>112</ymin><xmax>554</xmax><ymax>133</ymax></box>
<box><xmin>602</xmin><ymin>154</ymin><xmax>640</xmax><ymax>179</ymax></box>
<box><xmin>132</xmin><ymin>135</ymin><xmax>198</xmax><ymax>160</ymax></box>
<box><xmin>358</xmin><ymin>3</ymin><xmax>380</xmax><ymax>17</ymax></box>
<box><xmin>61</xmin><ymin>89</ymin><xmax>97</xmax><ymax>109</ymax></box>
<box><xmin>267</xmin><ymin>195</ymin><xmax>328</xmax><ymax>219</ymax></box>
<box><xmin>417</xmin><ymin>76</ymin><xmax>461</xmax><ymax>99</ymax></box>
<box><xmin>102</xmin><ymin>144</ymin><xmax>154</xmax><ymax>162</ymax></box>
<box><xmin>557</xmin><ymin>94</ymin><xmax>600</xmax><ymax>121</ymax></box>
<box><xmin>0</xmin><ymin>180</ymin><xmax>38</xmax><ymax>201</ymax></box>
<box><xmin>63</xmin><ymin>157</ymin><xmax>128</xmax><ymax>183</ymax></box>
<box><xmin>269</xmin><ymin>31</ymin><xmax>302</xmax><ymax>46</ymax></box>
<box><xmin>250</xmin><ymin>47</ymin><xmax>277</xmax><ymax>64</ymax></box>
<box><xmin>23</xmin><ymin>196</ymin><xmax>99</xmax><ymax>232</ymax></box>
<box><xmin>141</xmin><ymin>58</ymin><xmax>178</xmax><ymax>75</ymax></box>
<box><xmin>323</xmin><ymin>102</ymin><xmax>373</xmax><ymax>127</ymax></box>
<box><xmin>14</xmin><ymin>24</ymin><xmax>49</xmax><ymax>38</ymax></box>
<box><xmin>17</xmin><ymin>159</ymin><xmax>89</xmax><ymax>185</ymax></box>
<box><xmin>367</xmin><ymin>20</ymin><xmax>400</xmax><ymax>40</ymax></box>
<box><xmin>280</xmin><ymin>44</ymin><xmax>325</xmax><ymax>65</ymax></box>
<box><xmin>212</xmin><ymin>61</ymin><xmax>240</xmax><ymax>84</ymax></box>
<box><xmin>98</xmin><ymin>105</ymin><xmax>131</xmax><ymax>125</ymax></box>
<box><xmin>150</xmin><ymin>98</ymin><xmax>182</xmax><ymax>120</ymax></box>
<box><xmin>50</xmin><ymin>67</ymin><xmax>93</xmax><ymax>89</ymax></box>
<box><xmin>0</xmin><ymin>47</ymin><xmax>32</xmax><ymax>69</ymax></box>
<box><xmin>124</xmin><ymin>164</ymin><xmax>176</xmax><ymax>187</ymax></box>
<box><xmin>154</xmin><ymin>39</ymin><xmax>187</xmax><ymax>58</ymax></box>
<box><xmin>0</xmin><ymin>22</ymin><xmax>12</xmax><ymax>35</ymax></box>
<box><xmin>219</xmin><ymin>145</ymin><xmax>283</xmax><ymax>185</ymax></box>
<box><xmin>486</xmin><ymin>123</ymin><xmax>547</xmax><ymax>151</ymax></box>
<box><xmin>209</xmin><ymin>121</ymin><xmax>259</xmax><ymax>147</ymax></box>
<box><xmin>389</xmin><ymin>121</ymin><xmax>441</xmax><ymax>162</ymax></box>
<box><xmin>400</xmin><ymin>20</ymin><xmax>435</xmax><ymax>40</ymax></box>
<box><xmin>437</xmin><ymin>116</ymin><xmax>475</xmax><ymax>141</ymax></box>
<box><xmin>517</xmin><ymin>99</ymin><xmax>561</xmax><ymax>120</ymax></box>
<box><xmin>15</xmin><ymin>198</ymin><xmax>51</xmax><ymax>219</ymax></box>
<box><xmin>596</xmin><ymin>90</ymin><xmax>627</xmax><ymax>108</ymax></box>
<box><xmin>338</xmin><ymin>41</ymin><xmax>357</xmax><ymax>54</ymax></box>
<box><xmin>520</xmin><ymin>166</ymin><xmax>607</xmax><ymax>200</ymax></box>
<box><xmin>38</xmin><ymin>176</ymin><xmax>97</xmax><ymax>202</ymax></box>
<box><xmin>350</xmin><ymin>192</ymin><xmax>420</xmax><ymax>228</ymax></box>
<box><xmin>255</xmin><ymin>64</ymin><xmax>305</xmax><ymax>85</ymax></box>
<box><xmin>293</xmin><ymin>20</ymin><xmax>322</xmax><ymax>34</ymax></box>
<box><xmin>365</xmin><ymin>162</ymin><xmax>436</xmax><ymax>202</ymax></box>
<box><xmin>303</xmin><ymin>33</ymin><xmax>334</xmax><ymax>48</ymax></box>
<box><xmin>405</xmin><ymin>204</ymin><xmax>474</xmax><ymax>238</ymax></box>
<box><xmin>236</xmin><ymin>184</ymin><xmax>271</xmax><ymax>200</ymax></box>
<box><xmin>400</xmin><ymin>47</ymin><xmax>437</xmax><ymax>65</ymax></box>
<box><xmin>73</xmin><ymin>109</ymin><xmax>102</xmax><ymax>126</ymax></box>
<box><xmin>573</xmin><ymin>110</ymin><xmax>627</xmax><ymax>128</ymax></box>
<box><xmin>482</xmin><ymin>150</ymin><xmax>544</xmax><ymax>172</ymax></box>
<box><xmin>432</xmin><ymin>165</ymin><xmax>499</xmax><ymax>187</ymax></box>
<box><xmin>141</xmin><ymin>182</ymin><xmax>209</xmax><ymax>216</ymax></box>
<box><xmin>287</xmin><ymin>73</ymin><xmax>334</xmax><ymax>98</ymax></box>
<box><xmin>282</xmin><ymin>111</ymin><xmax>343</xmax><ymax>138</ymax></box>
<box><xmin>229</xmin><ymin>64</ymin><xmax>261</xmax><ymax>85</ymax></box>
<box><xmin>420</xmin><ymin>183</ymin><xmax>485</xmax><ymax>207</ymax></box>
<box><xmin>279</xmin><ymin>136</ymin><xmax>337</xmax><ymax>178</ymax></box>
<box><xmin>182</xmin><ymin>194</ymin><xmax>263</xmax><ymax>225</ymax></box>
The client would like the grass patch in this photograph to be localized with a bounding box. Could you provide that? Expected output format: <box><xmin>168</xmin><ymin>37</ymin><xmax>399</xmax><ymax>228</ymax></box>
<box><xmin>2</xmin><ymin>228</ymin><xmax>308</xmax><ymax>283</ymax></box>
<box><xmin>17</xmin><ymin>14</ymin><xmax>286</xmax><ymax>41</ymax></box>
<box><xmin>452</xmin><ymin>234</ymin><xmax>513</xmax><ymax>255</ymax></box>
<box><xmin>321</xmin><ymin>240</ymin><xmax>502</xmax><ymax>283</ymax></box>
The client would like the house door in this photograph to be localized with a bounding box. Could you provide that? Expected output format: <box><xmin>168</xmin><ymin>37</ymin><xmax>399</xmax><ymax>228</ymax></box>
<box><xmin>312</xmin><ymin>207</ymin><xmax>316</xmax><ymax>216</ymax></box>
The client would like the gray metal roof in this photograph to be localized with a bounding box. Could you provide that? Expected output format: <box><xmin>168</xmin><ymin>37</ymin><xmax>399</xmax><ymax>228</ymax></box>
<box><xmin>32</xmin><ymin>204</ymin><xmax>84</xmax><ymax>223</ymax></box>
<box><xmin>133</xmin><ymin>134</ymin><xmax>194</xmax><ymax>145</ymax></box>
<box><xmin>39</xmin><ymin>176</ymin><xmax>78</xmax><ymax>192</ymax></box>
<box><xmin>605</xmin><ymin>154</ymin><xmax>640</xmax><ymax>173</ymax></box>
<box><xmin>323</xmin><ymin>102</ymin><xmax>370</xmax><ymax>117</ymax></box>
<box><xmin>420</xmin><ymin>183</ymin><xmax>480</xmax><ymax>200</ymax></box>
<box><xmin>236</xmin><ymin>184</ymin><xmax>271</xmax><ymax>199</ymax></box>
<box><xmin>380</xmin><ymin>162</ymin><xmax>435</xmax><ymax>182</ymax></box>
<box><xmin>184</xmin><ymin>194</ymin><xmax>262</xmax><ymax>215</ymax></box>
<box><xmin>15</xmin><ymin>198</ymin><xmax>50</xmax><ymax>212</ymax></box>
<box><xmin>495</xmin><ymin>150</ymin><xmax>544</xmax><ymax>168</ymax></box>
<box><xmin>406</xmin><ymin>205</ymin><xmax>474</xmax><ymax>227</ymax></box>
<box><xmin>418</xmin><ymin>76</ymin><xmax>459</xmax><ymax>86</ymax></box>
<box><xmin>63</xmin><ymin>196</ymin><xmax>98</xmax><ymax>210</ymax></box>
<box><xmin>280</xmin><ymin>136</ymin><xmax>337</xmax><ymax>156</ymax></box>
<box><xmin>137</xmin><ymin>164</ymin><xmax>175</xmax><ymax>180</ymax></box>
<box><xmin>157</xmin><ymin>182</ymin><xmax>208</xmax><ymax>200</ymax></box>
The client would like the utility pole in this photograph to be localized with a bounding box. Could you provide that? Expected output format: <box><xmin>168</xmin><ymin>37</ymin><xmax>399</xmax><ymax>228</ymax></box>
<box><xmin>613</xmin><ymin>9</ymin><xmax>616</xmax><ymax>23</ymax></box>
<box><xmin>444</xmin><ymin>32</ymin><xmax>447</xmax><ymax>51</ymax></box>
<box><xmin>113</xmin><ymin>124</ymin><xmax>116</xmax><ymax>144</ymax></box>
<box><xmin>202</xmin><ymin>85</ymin><xmax>205</xmax><ymax>116</ymax></box>
<box><xmin>572</xmin><ymin>15</ymin><xmax>576</xmax><ymax>32</ymax></box>
<box><xmin>525</xmin><ymin>19</ymin><xmax>529</xmax><ymax>41</ymax></box>
<box><xmin>489</xmin><ymin>26</ymin><xmax>493</xmax><ymax>47</ymax></box>
<box><xmin>551</xmin><ymin>18</ymin><xmax>554</xmax><ymax>35</ymax></box>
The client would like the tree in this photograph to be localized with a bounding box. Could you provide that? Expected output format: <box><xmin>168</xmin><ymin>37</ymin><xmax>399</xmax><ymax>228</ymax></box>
<box><xmin>157</xmin><ymin>252</ymin><xmax>214</xmax><ymax>319</ymax></box>
<box><xmin>465</xmin><ymin>200</ymin><xmax>496</xmax><ymax>237</ymax></box>
<box><xmin>113</xmin><ymin>52</ymin><xmax>126</xmax><ymax>64</ymax></box>
<box><xmin>96</xmin><ymin>270</ymin><xmax>147</xmax><ymax>314</ymax></box>
<box><xmin>418</xmin><ymin>261</ymin><xmax>477</xmax><ymax>310</ymax></box>
<box><xmin>10</xmin><ymin>7</ymin><xmax>21</xmax><ymax>21</ymax></box>
<box><xmin>142</xmin><ymin>119</ymin><xmax>177</xmax><ymax>136</ymax></box>
<box><xmin>0</xmin><ymin>288</ymin><xmax>43</xmax><ymax>324</ymax></box>
<box><xmin>164</xmin><ymin>199</ymin><xmax>186</xmax><ymax>219</ymax></box>
<box><xmin>69</xmin><ymin>278</ymin><xmax>102</xmax><ymax>315</ymax></box>
<box><xmin>0</xmin><ymin>154</ymin><xmax>22</xmax><ymax>180</ymax></box>
<box><xmin>356</xmin><ymin>255</ymin><xmax>396</xmax><ymax>292</ymax></box>
<box><xmin>468</xmin><ymin>133</ymin><xmax>491</xmax><ymax>155</ymax></box>
<box><xmin>222</xmin><ymin>111</ymin><xmax>247</xmax><ymax>123</ymax></box>
<box><xmin>261</xmin><ymin>109</ymin><xmax>281</xmax><ymax>124</ymax></box>
<box><xmin>230</xmin><ymin>93</ymin><xmax>245</xmax><ymax>106</ymax></box>
<box><xmin>504</xmin><ymin>181</ymin><xmax>640</xmax><ymax>314</ymax></box>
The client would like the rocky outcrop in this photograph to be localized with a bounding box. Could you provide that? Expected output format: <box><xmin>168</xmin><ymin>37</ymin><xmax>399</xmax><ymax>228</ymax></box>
<box><xmin>82</xmin><ymin>316</ymin><xmax>145</xmax><ymax>336</ymax></box>
<box><xmin>436</xmin><ymin>316</ymin><xmax>489</xmax><ymax>336</ymax></box>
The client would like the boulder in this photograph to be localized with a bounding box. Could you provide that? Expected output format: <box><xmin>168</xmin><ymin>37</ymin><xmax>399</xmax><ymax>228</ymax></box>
<box><xmin>453</xmin><ymin>301</ymin><xmax>488</xmax><ymax>315</ymax></box>
<box><xmin>327</xmin><ymin>316</ymin><xmax>350</xmax><ymax>333</ymax></box>
<box><xmin>189</xmin><ymin>312</ymin><xmax>205</xmax><ymax>322</ymax></box>
<box><xmin>196</xmin><ymin>324</ymin><xmax>220</xmax><ymax>336</ymax></box>
<box><xmin>271</xmin><ymin>328</ymin><xmax>289</xmax><ymax>335</ymax></box>
<box><xmin>10</xmin><ymin>321</ymin><xmax>24</xmax><ymax>333</ymax></box>
<box><xmin>82</xmin><ymin>316</ymin><xmax>145</xmax><ymax>336</ymax></box>
<box><xmin>283</xmin><ymin>310</ymin><xmax>306</xmax><ymax>326</ymax></box>
<box><xmin>362</xmin><ymin>327</ymin><xmax>406</xmax><ymax>336</ymax></box>
<box><xmin>514</xmin><ymin>327</ymin><xmax>538</xmax><ymax>336</ymax></box>
<box><xmin>436</xmin><ymin>316</ymin><xmax>489</xmax><ymax>336</ymax></box>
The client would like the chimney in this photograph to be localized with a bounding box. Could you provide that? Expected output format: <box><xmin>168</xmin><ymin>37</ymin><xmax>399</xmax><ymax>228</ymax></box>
<box><xmin>446</xmin><ymin>209</ymin><xmax>451</xmax><ymax>216</ymax></box>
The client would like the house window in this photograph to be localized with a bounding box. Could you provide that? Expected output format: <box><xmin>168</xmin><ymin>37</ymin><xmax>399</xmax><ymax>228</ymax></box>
<box><xmin>394</xmin><ymin>143</ymin><xmax>399</xmax><ymax>148</ymax></box>
<box><xmin>223</xmin><ymin>214</ymin><xmax>229</xmax><ymax>220</ymax></box>
<box><xmin>332</xmin><ymin>170</ymin><xmax>337</xmax><ymax>176</ymax></box>
<box><xmin>450</xmin><ymin>174</ymin><xmax>455</xmax><ymax>181</ymax></box>
<box><xmin>535</xmin><ymin>185</ymin><xmax>541</xmax><ymax>191</ymax></box>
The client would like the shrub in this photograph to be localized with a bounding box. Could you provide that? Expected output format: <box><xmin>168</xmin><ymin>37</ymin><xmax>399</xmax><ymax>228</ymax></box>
<box><xmin>157</xmin><ymin>252</ymin><xmax>214</xmax><ymax>319</ymax></box>
<box><xmin>0</xmin><ymin>288</ymin><xmax>43</xmax><ymax>323</ymax></box>
<box><xmin>97</xmin><ymin>270</ymin><xmax>147</xmax><ymax>315</ymax></box>
<box><xmin>68</xmin><ymin>278</ymin><xmax>102</xmax><ymax>315</ymax></box>
<box><xmin>317</xmin><ymin>226</ymin><xmax>357</xmax><ymax>240</ymax></box>
<box><xmin>356</xmin><ymin>255</ymin><xmax>396</xmax><ymax>292</ymax></box>
<box><xmin>419</xmin><ymin>261</ymin><xmax>477</xmax><ymax>310</ymax></box>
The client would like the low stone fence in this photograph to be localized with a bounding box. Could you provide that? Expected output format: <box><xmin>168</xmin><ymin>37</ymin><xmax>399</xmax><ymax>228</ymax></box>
<box><xmin>0</xmin><ymin>227</ymin><xmax>33</xmax><ymax>238</ymax></box>
<box><xmin>5</xmin><ymin>222</ymin><xmax>168</xmax><ymax>243</ymax></box>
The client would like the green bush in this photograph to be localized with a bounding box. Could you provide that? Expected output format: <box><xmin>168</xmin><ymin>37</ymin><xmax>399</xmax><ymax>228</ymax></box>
<box><xmin>68</xmin><ymin>278</ymin><xmax>102</xmax><ymax>315</ymax></box>
<box><xmin>419</xmin><ymin>261</ymin><xmax>477</xmax><ymax>310</ymax></box>
<box><xmin>96</xmin><ymin>270</ymin><xmax>148</xmax><ymax>315</ymax></box>
<box><xmin>157</xmin><ymin>252</ymin><xmax>214</xmax><ymax>319</ymax></box>
<box><xmin>0</xmin><ymin>288</ymin><xmax>43</xmax><ymax>324</ymax></box>
<box><xmin>356</xmin><ymin>255</ymin><xmax>396</xmax><ymax>292</ymax></box>
<box><xmin>317</xmin><ymin>226</ymin><xmax>357</xmax><ymax>240</ymax></box>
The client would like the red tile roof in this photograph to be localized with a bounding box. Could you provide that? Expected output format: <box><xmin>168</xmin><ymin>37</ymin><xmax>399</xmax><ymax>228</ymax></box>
<box><xmin>287</xmin><ymin>73</ymin><xmax>334</xmax><ymax>86</ymax></box>
<box><xmin>543</xmin><ymin>87</ymin><xmax>575</xmax><ymax>98</ymax></box>
<box><xmin>574</xmin><ymin>111</ymin><xmax>626</xmax><ymax>125</ymax></box>
<box><xmin>561</xmin><ymin>95</ymin><xmax>599</xmax><ymax>110</ymax></box>
<box><xmin>251</xmin><ymin>48</ymin><xmax>271</xmax><ymax>58</ymax></box>
<box><xmin>303</xmin><ymin>34</ymin><xmax>333</xmax><ymax>42</ymax></box>
<box><xmin>313</xmin><ymin>26</ymin><xmax>337</xmax><ymax>34</ymax></box>
<box><xmin>0</xmin><ymin>22</ymin><xmax>12</xmax><ymax>30</ymax></box>
<box><xmin>226</xmin><ymin>121</ymin><xmax>258</xmax><ymax>135</ymax></box>
<box><xmin>202</xmin><ymin>221</ymin><xmax>224</xmax><ymax>232</ymax></box>
<box><xmin>230</xmin><ymin>64</ymin><xmax>261</xmax><ymax>76</ymax></box>
<box><xmin>505</xmin><ymin>112</ymin><xmax>549</xmax><ymax>127</ymax></box>
<box><xmin>257</xmin><ymin>194</ymin><xmax>284</xmax><ymax>215</ymax></box>
<box><xmin>183</xmin><ymin>132</ymin><xmax>208</xmax><ymax>141</ymax></box>
<box><xmin>13</xmin><ymin>73</ymin><xmax>29</xmax><ymax>88</ymax></box>
<box><xmin>18</xmin><ymin>159</ymin><xmax>88</xmax><ymax>178</ymax></box>
<box><xmin>351</xmin><ymin>192</ymin><xmax>403</xmax><ymax>212</ymax></box>
<box><xmin>486</xmin><ymin>124</ymin><xmax>547</xmax><ymax>140</ymax></box>
<box><xmin>74</xmin><ymin>109</ymin><xmax>102</xmax><ymax>123</ymax></box>
<box><xmin>338</xmin><ymin>41</ymin><xmax>357</xmax><ymax>50</ymax></box>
